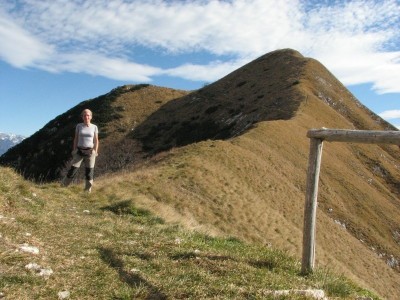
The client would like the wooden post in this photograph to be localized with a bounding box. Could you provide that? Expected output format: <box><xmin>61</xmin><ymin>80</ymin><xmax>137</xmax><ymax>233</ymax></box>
<box><xmin>300</xmin><ymin>128</ymin><xmax>400</xmax><ymax>275</ymax></box>
<box><xmin>301</xmin><ymin>137</ymin><xmax>323</xmax><ymax>274</ymax></box>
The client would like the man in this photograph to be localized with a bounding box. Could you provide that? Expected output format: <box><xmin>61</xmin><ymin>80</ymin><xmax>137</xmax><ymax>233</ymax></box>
<box><xmin>62</xmin><ymin>109</ymin><xmax>99</xmax><ymax>192</ymax></box>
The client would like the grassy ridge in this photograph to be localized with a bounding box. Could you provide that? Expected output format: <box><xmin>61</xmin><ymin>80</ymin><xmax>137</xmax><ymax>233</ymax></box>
<box><xmin>0</xmin><ymin>167</ymin><xmax>377</xmax><ymax>299</ymax></box>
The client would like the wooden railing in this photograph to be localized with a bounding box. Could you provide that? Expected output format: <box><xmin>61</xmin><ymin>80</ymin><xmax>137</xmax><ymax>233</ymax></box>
<box><xmin>301</xmin><ymin>129</ymin><xmax>400</xmax><ymax>275</ymax></box>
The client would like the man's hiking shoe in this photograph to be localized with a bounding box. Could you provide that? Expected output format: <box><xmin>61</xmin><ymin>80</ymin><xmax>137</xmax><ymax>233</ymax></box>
<box><xmin>85</xmin><ymin>180</ymin><xmax>93</xmax><ymax>193</ymax></box>
<box><xmin>61</xmin><ymin>177</ymin><xmax>73</xmax><ymax>187</ymax></box>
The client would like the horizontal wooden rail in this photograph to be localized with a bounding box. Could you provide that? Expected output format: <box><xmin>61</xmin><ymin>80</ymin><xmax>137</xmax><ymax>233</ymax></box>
<box><xmin>307</xmin><ymin>129</ymin><xmax>400</xmax><ymax>144</ymax></box>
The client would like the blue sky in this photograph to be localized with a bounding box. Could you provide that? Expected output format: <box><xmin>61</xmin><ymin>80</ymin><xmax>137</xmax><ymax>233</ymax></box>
<box><xmin>0</xmin><ymin>0</ymin><xmax>399</xmax><ymax>137</ymax></box>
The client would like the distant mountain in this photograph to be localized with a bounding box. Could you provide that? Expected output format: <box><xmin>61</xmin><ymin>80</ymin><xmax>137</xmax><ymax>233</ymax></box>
<box><xmin>0</xmin><ymin>133</ymin><xmax>25</xmax><ymax>156</ymax></box>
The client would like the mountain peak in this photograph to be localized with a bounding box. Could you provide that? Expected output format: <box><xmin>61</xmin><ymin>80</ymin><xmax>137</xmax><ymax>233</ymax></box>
<box><xmin>132</xmin><ymin>48</ymin><xmax>308</xmax><ymax>153</ymax></box>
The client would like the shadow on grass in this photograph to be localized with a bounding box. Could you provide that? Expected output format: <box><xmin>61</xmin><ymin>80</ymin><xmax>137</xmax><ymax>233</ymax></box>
<box><xmin>100</xmin><ymin>200</ymin><xmax>164</xmax><ymax>225</ymax></box>
<box><xmin>170</xmin><ymin>251</ymin><xmax>236</xmax><ymax>262</ymax></box>
<box><xmin>170</xmin><ymin>252</ymin><xmax>198</xmax><ymax>260</ymax></box>
<box><xmin>248</xmin><ymin>259</ymin><xmax>278</xmax><ymax>271</ymax></box>
<box><xmin>98</xmin><ymin>247</ymin><xmax>167</xmax><ymax>300</ymax></box>
<box><xmin>100</xmin><ymin>200</ymin><xmax>135</xmax><ymax>215</ymax></box>
<box><xmin>247</xmin><ymin>257</ymin><xmax>296</xmax><ymax>273</ymax></box>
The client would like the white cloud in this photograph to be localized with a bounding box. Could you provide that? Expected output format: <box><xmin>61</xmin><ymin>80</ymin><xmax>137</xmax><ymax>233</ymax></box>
<box><xmin>4</xmin><ymin>0</ymin><xmax>300</xmax><ymax>55</ymax></box>
<box><xmin>44</xmin><ymin>52</ymin><xmax>162</xmax><ymax>81</ymax></box>
<box><xmin>0</xmin><ymin>0</ymin><xmax>399</xmax><ymax>90</ymax></box>
<box><xmin>304</xmin><ymin>0</ymin><xmax>400</xmax><ymax>93</ymax></box>
<box><xmin>379</xmin><ymin>110</ymin><xmax>400</xmax><ymax>120</ymax></box>
<box><xmin>0</xmin><ymin>10</ymin><xmax>54</xmax><ymax>67</ymax></box>
<box><xmin>164</xmin><ymin>58</ymin><xmax>249</xmax><ymax>82</ymax></box>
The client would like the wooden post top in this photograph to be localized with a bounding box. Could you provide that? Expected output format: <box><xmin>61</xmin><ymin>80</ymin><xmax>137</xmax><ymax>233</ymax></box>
<box><xmin>307</xmin><ymin>128</ymin><xmax>400</xmax><ymax>144</ymax></box>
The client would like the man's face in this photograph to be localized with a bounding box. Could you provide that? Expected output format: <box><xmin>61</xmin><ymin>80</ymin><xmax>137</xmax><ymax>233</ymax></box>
<box><xmin>82</xmin><ymin>112</ymin><xmax>92</xmax><ymax>123</ymax></box>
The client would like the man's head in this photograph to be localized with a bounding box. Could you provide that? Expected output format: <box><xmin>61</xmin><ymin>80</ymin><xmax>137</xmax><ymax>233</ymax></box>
<box><xmin>81</xmin><ymin>109</ymin><xmax>93</xmax><ymax>124</ymax></box>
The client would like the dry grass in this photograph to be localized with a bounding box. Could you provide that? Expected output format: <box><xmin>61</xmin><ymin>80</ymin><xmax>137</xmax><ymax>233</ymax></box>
<box><xmin>0</xmin><ymin>166</ymin><xmax>377</xmax><ymax>299</ymax></box>
<box><xmin>93</xmin><ymin>97</ymin><xmax>400</xmax><ymax>299</ymax></box>
<box><xmin>102</xmin><ymin>85</ymin><xmax>189</xmax><ymax>139</ymax></box>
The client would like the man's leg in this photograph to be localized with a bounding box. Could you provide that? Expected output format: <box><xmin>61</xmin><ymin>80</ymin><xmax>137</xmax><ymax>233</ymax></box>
<box><xmin>84</xmin><ymin>167</ymin><xmax>94</xmax><ymax>192</ymax></box>
<box><xmin>61</xmin><ymin>151</ymin><xmax>83</xmax><ymax>186</ymax></box>
<box><xmin>83</xmin><ymin>152</ymin><xmax>96</xmax><ymax>192</ymax></box>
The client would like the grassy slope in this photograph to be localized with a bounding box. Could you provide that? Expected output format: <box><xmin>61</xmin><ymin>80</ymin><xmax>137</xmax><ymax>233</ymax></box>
<box><xmin>95</xmin><ymin>94</ymin><xmax>400</xmax><ymax>298</ymax></box>
<box><xmin>2</xmin><ymin>50</ymin><xmax>399</xmax><ymax>299</ymax></box>
<box><xmin>0</xmin><ymin>167</ymin><xmax>377</xmax><ymax>300</ymax></box>
<box><xmin>0</xmin><ymin>85</ymin><xmax>189</xmax><ymax>181</ymax></box>
<box><xmin>1</xmin><ymin>101</ymin><xmax>398</xmax><ymax>298</ymax></box>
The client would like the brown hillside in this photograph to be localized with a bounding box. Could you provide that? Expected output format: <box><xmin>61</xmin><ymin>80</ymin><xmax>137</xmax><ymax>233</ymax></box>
<box><xmin>0</xmin><ymin>85</ymin><xmax>189</xmax><ymax>180</ymax></box>
<box><xmin>1</xmin><ymin>49</ymin><xmax>400</xmax><ymax>298</ymax></box>
<box><xmin>101</xmin><ymin>118</ymin><xmax>400</xmax><ymax>298</ymax></box>
<box><xmin>132</xmin><ymin>49</ymin><xmax>396</xmax><ymax>154</ymax></box>
<box><xmin>132</xmin><ymin>49</ymin><xmax>306</xmax><ymax>153</ymax></box>
<box><xmin>101</xmin><ymin>50</ymin><xmax>399</xmax><ymax>298</ymax></box>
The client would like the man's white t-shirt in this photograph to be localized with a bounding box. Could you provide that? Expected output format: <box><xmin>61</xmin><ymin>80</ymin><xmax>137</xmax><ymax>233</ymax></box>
<box><xmin>76</xmin><ymin>123</ymin><xmax>98</xmax><ymax>148</ymax></box>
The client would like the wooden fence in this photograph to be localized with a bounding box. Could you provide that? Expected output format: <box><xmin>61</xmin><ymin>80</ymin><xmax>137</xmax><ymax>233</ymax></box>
<box><xmin>301</xmin><ymin>128</ymin><xmax>400</xmax><ymax>275</ymax></box>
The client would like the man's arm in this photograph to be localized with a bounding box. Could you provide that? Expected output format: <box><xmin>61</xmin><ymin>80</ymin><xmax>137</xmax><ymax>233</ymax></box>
<box><xmin>72</xmin><ymin>128</ymin><xmax>78</xmax><ymax>152</ymax></box>
<box><xmin>94</xmin><ymin>132</ymin><xmax>99</xmax><ymax>155</ymax></box>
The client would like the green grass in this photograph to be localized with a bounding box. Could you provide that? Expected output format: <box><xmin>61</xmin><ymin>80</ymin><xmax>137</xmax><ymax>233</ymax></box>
<box><xmin>0</xmin><ymin>167</ymin><xmax>379</xmax><ymax>299</ymax></box>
